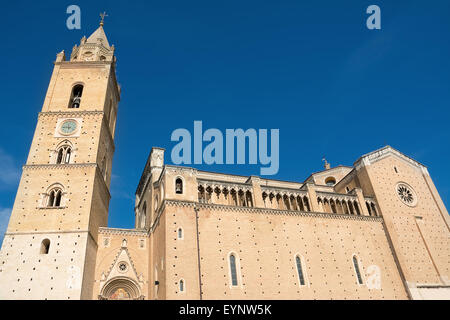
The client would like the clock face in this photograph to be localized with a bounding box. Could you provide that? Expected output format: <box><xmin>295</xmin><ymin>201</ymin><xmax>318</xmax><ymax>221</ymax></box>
<box><xmin>60</xmin><ymin>120</ymin><xmax>77</xmax><ymax>135</ymax></box>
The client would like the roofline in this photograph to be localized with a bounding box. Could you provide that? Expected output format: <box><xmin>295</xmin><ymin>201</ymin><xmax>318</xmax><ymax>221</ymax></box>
<box><xmin>302</xmin><ymin>165</ymin><xmax>353</xmax><ymax>183</ymax></box>
<box><xmin>164</xmin><ymin>164</ymin><xmax>306</xmax><ymax>186</ymax></box>
<box><xmin>136</xmin><ymin>145</ymin><xmax>427</xmax><ymax>197</ymax></box>
<box><xmin>354</xmin><ymin>145</ymin><xmax>427</xmax><ymax>168</ymax></box>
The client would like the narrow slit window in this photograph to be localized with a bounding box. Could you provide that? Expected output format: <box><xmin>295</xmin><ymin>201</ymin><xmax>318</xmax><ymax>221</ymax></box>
<box><xmin>353</xmin><ymin>255</ymin><xmax>364</xmax><ymax>284</ymax></box>
<box><xmin>178</xmin><ymin>228</ymin><xmax>183</xmax><ymax>239</ymax></box>
<box><xmin>229</xmin><ymin>254</ymin><xmax>238</xmax><ymax>286</ymax></box>
<box><xmin>179</xmin><ymin>280</ymin><xmax>184</xmax><ymax>292</ymax></box>
<box><xmin>296</xmin><ymin>256</ymin><xmax>306</xmax><ymax>286</ymax></box>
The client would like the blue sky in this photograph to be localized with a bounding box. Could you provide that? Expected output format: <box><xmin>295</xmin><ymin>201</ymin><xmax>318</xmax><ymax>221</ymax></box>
<box><xmin>0</xmin><ymin>0</ymin><xmax>449</xmax><ymax>241</ymax></box>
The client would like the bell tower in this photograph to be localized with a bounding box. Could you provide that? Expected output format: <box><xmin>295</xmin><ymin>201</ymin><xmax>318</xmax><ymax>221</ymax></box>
<box><xmin>0</xmin><ymin>21</ymin><xmax>120</xmax><ymax>300</ymax></box>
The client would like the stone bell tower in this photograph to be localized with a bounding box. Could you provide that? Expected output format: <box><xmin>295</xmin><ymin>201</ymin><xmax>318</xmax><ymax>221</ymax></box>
<box><xmin>0</xmin><ymin>20</ymin><xmax>120</xmax><ymax>300</ymax></box>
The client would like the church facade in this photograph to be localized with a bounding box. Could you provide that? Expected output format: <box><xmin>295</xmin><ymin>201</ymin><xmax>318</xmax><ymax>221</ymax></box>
<box><xmin>0</xmin><ymin>24</ymin><xmax>449</xmax><ymax>300</ymax></box>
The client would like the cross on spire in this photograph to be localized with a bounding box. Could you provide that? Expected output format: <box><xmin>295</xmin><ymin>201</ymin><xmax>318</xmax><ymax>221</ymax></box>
<box><xmin>100</xmin><ymin>12</ymin><xmax>108</xmax><ymax>26</ymax></box>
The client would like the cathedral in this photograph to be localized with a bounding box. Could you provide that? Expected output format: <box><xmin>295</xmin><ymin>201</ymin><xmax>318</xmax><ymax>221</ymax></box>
<box><xmin>0</xmin><ymin>23</ymin><xmax>449</xmax><ymax>300</ymax></box>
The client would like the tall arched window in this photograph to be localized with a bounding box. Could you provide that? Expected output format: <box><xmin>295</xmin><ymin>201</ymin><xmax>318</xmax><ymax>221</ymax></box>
<box><xmin>229</xmin><ymin>254</ymin><xmax>238</xmax><ymax>286</ymax></box>
<box><xmin>295</xmin><ymin>255</ymin><xmax>306</xmax><ymax>286</ymax></box>
<box><xmin>56</xmin><ymin>145</ymin><xmax>72</xmax><ymax>164</ymax></box>
<box><xmin>353</xmin><ymin>255</ymin><xmax>364</xmax><ymax>285</ymax></box>
<box><xmin>68</xmin><ymin>84</ymin><xmax>83</xmax><ymax>108</ymax></box>
<box><xmin>175</xmin><ymin>178</ymin><xmax>183</xmax><ymax>194</ymax></box>
<box><xmin>40</xmin><ymin>239</ymin><xmax>50</xmax><ymax>254</ymax></box>
<box><xmin>47</xmin><ymin>187</ymin><xmax>63</xmax><ymax>207</ymax></box>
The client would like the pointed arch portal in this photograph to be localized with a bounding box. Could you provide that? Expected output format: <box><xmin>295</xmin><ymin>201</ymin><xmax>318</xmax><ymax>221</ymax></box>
<box><xmin>99</xmin><ymin>277</ymin><xmax>143</xmax><ymax>300</ymax></box>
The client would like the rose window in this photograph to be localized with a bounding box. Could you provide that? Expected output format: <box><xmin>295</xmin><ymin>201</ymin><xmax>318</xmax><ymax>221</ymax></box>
<box><xmin>396</xmin><ymin>183</ymin><xmax>417</xmax><ymax>207</ymax></box>
<box><xmin>118</xmin><ymin>262</ymin><xmax>128</xmax><ymax>273</ymax></box>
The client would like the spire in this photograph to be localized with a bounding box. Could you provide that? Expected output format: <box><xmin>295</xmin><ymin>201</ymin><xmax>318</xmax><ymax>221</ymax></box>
<box><xmin>69</xmin><ymin>15</ymin><xmax>115</xmax><ymax>62</ymax></box>
<box><xmin>86</xmin><ymin>24</ymin><xmax>110</xmax><ymax>49</ymax></box>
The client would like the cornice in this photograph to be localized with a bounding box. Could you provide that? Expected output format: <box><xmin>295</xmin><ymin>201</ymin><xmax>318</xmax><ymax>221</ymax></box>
<box><xmin>166</xmin><ymin>165</ymin><xmax>198</xmax><ymax>176</ymax></box>
<box><xmin>55</xmin><ymin>61</ymin><xmax>112</xmax><ymax>68</ymax></box>
<box><xmin>99</xmin><ymin>227</ymin><xmax>148</xmax><ymax>237</ymax></box>
<box><xmin>23</xmin><ymin>163</ymin><xmax>112</xmax><ymax>200</ymax></box>
<box><xmin>39</xmin><ymin>110</ymin><xmax>104</xmax><ymax>117</ymax></box>
<box><xmin>355</xmin><ymin>146</ymin><xmax>426</xmax><ymax>170</ymax></box>
<box><xmin>23</xmin><ymin>163</ymin><xmax>97</xmax><ymax>170</ymax></box>
<box><xmin>163</xmin><ymin>199</ymin><xmax>383</xmax><ymax>223</ymax></box>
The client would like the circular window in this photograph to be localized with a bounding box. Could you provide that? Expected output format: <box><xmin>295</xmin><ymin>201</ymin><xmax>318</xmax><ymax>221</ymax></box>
<box><xmin>396</xmin><ymin>182</ymin><xmax>417</xmax><ymax>207</ymax></box>
<box><xmin>118</xmin><ymin>262</ymin><xmax>128</xmax><ymax>273</ymax></box>
<box><xmin>325</xmin><ymin>177</ymin><xmax>336</xmax><ymax>186</ymax></box>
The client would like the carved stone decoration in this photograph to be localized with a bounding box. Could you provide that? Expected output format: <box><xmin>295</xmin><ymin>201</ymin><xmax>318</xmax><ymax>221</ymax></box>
<box><xmin>396</xmin><ymin>182</ymin><xmax>418</xmax><ymax>207</ymax></box>
<box><xmin>98</xmin><ymin>247</ymin><xmax>145</xmax><ymax>300</ymax></box>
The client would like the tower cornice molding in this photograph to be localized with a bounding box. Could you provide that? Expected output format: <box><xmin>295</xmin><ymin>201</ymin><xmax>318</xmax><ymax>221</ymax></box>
<box><xmin>55</xmin><ymin>61</ymin><xmax>113</xmax><ymax>68</ymax></box>
<box><xmin>23</xmin><ymin>163</ymin><xmax>98</xmax><ymax>170</ymax></box>
<box><xmin>39</xmin><ymin>110</ymin><xmax>104</xmax><ymax>117</ymax></box>
<box><xmin>22</xmin><ymin>163</ymin><xmax>112</xmax><ymax>200</ymax></box>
